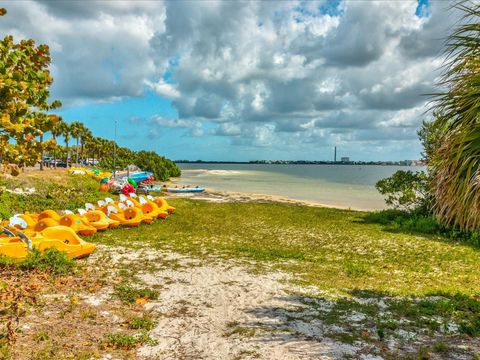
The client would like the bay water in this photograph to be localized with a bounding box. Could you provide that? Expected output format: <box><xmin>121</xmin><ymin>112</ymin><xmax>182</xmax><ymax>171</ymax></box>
<box><xmin>175</xmin><ymin>163</ymin><xmax>424</xmax><ymax>211</ymax></box>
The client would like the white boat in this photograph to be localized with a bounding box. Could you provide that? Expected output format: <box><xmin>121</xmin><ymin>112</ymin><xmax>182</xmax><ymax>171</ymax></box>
<box><xmin>166</xmin><ymin>187</ymin><xmax>205</xmax><ymax>193</ymax></box>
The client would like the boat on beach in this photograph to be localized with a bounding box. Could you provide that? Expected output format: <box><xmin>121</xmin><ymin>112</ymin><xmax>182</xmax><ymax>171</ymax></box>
<box><xmin>166</xmin><ymin>187</ymin><xmax>205</xmax><ymax>193</ymax></box>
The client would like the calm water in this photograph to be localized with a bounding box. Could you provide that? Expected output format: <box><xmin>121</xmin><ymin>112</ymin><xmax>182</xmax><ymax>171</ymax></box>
<box><xmin>175</xmin><ymin>163</ymin><xmax>424</xmax><ymax>211</ymax></box>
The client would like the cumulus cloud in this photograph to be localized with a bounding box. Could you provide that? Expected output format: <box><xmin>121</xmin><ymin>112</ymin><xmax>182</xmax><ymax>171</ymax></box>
<box><xmin>146</xmin><ymin>79</ymin><xmax>180</xmax><ymax>99</ymax></box>
<box><xmin>0</xmin><ymin>0</ymin><xmax>461</xmax><ymax>158</ymax></box>
<box><xmin>0</xmin><ymin>0</ymin><xmax>165</xmax><ymax>105</ymax></box>
<box><xmin>148</xmin><ymin>0</ymin><xmax>455</xmax><ymax>150</ymax></box>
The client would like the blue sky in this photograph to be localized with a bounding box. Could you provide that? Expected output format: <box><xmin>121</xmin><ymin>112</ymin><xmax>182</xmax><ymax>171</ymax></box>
<box><xmin>2</xmin><ymin>0</ymin><xmax>454</xmax><ymax>161</ymax></box>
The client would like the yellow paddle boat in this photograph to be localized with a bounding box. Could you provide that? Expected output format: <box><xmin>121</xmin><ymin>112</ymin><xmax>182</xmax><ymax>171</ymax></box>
<box><xmin>148</xmin><ymin>195</ymin><xmax>175</xmax><ymax>214</ymax></box>
<box><xmin>98</xmin><ymin>203</ymin><xmax>142</xmax><ymax>227</ymax></box>
<box><xmin>120</xmin><ymin>198</ymin><xmax>156</xmax><ymax>224</ymax></box>
<box><xmin>33</xmin><ymin>226</ymin><xmax>96</xmax><ymax>259</ymax></box>
<box><xmin>129</xmin><ymin>194</ymin><xmax>168</xmax><ymax>219</ymax></box>
<box><xmin>0</xmin><ymin>226</ymin><xmax>96</xmax><ymax>261</ymax></box>
<box><xmin>82</xmin><ymin>206</ymin><xmax>120</xmax><ymax>229</ymax></box>
<box><xmin>58</xmin><ymin>213</ymin><xmax>97</xmax><ymax>236</ymax></box>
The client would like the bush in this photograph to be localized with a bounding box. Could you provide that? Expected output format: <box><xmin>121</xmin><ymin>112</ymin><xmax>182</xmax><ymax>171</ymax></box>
<box><xmin>129</xmin><ymin>315</ymin><xmax>155</xmax><ymax>330</ymax></box>
<box><xmin>134</xmin><ymin>150</ymin><xmax>181</xmax><ymax>181</ymax></box>
<box><xmin>104</xmin><ymin>332</ymin><xmax>156</xmax><ymax>350</ymax></box>
<box><xmin>376</xmin><ymin>170</ymin><xmax>430</xmax><ymax>212</ymax></box>
<box><xmin>364</xmin><ymin>209</ymin><xmax>480</xmax><ymax>247</ymax></box>
<box><xmin>113</xmin><ymin>282</ymin><xmax>159</xmax><ymax>304</ymax></box>
<box><xmin>19</xmin><ymin>248</ymin><xmax>75</xmax><ymax>275</ymax></box>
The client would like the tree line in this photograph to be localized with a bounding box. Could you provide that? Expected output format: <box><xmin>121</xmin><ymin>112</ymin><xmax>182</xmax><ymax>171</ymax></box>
<box><xmin>44</xmin><ymin>121</ymin><xmax>181</xmax><ymax>180</ymax></box>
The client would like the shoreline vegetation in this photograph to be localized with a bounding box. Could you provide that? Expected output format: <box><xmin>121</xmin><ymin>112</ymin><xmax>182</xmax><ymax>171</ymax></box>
<box><xmin>1</xmin><ymin>170</ymin><xmax>480</xmax><ymax>359</ymax></box>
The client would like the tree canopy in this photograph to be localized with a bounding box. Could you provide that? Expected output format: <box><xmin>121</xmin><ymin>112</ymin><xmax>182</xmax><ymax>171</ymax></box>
<box><xmin>0</xmin><ymin>8</ymin><xmax>61</xmax><ymax>174</ymax></box>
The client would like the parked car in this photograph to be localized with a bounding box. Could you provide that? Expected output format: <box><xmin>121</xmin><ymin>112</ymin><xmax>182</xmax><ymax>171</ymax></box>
<box><xmin>83</xmin><ymin>158</ymin><xmax>99</xmax><ymax>166</ymax></box>
<box><xmin>48</xmin><ymin>159</ymin><xmax>68</xmax><ymax>168</ymax></box>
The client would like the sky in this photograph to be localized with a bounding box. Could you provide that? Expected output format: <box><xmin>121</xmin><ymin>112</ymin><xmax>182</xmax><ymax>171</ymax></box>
<box><xmin>0</xmin><ymin>0</ymin><xmax>460</xmax><ymax>161</ymax></box>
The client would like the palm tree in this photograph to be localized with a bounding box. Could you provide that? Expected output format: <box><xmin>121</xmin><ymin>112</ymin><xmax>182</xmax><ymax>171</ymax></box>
<box><xmin>87</xmin><ymin>136</ymin><xmax>101</xmax><ymax>166</ymax></box>
<box><xmin>59</xmin><ymin>122</ymin><xmax>71</xmax><ymax>166</ymax></box>
<box><xmin>80</xmin><ymin>128</ymin><xmax>92</xmax><ymax>164</ymax></box>
<box><xmin>69</xmin><ymin>121</ymin><xmax>84</xmax><ymax>165</ymax></box>
<box><xmin>430</xmin><ymin>2</ymin><xmax>480</xmax><ymax>229</ymax></box>
<box><xmin>51</xmin><ymin>118</ymin><xmax>62</xmax><ymax>169</ymax></box>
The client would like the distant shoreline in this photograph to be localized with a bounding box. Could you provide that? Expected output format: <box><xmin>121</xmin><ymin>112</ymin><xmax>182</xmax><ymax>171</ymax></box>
<box><xmin>176</xmin><ymin>161</ymin><xmax>424</xmax><ymax>166</ymax></box>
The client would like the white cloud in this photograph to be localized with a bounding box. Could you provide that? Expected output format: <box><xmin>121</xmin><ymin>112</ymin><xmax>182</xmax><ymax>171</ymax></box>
<box><xmin>146</xmin><ymin>79</ymin><xmax>180</xmax><ymax>99</ymax></box>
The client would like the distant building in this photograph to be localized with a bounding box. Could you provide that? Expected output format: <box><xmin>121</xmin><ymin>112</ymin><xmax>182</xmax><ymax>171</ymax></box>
<box><xmin>341</xmin><ymin>157</ymin><xmax>350</xmax><ymax>162</ymax></box>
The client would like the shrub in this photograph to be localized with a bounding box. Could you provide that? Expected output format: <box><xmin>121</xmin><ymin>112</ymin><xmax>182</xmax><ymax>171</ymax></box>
<box><xmin>19</xmin><ymin>248</ymin><xmax>75</xmax><ymax>275</ymax></box>
<box><xmin>104</xmin><ymin>332</ymin><xmax>155</xmax><ymax>350</ymax></box>
<box><xmin>376</xmin><ymin>170</ymin><xmax>430</xmax><ymax>212</ymax></box>
<box><xmin>129</xmin><ymin>315</ymin><xmax>155</xmax><ymax>330</ymax></box>
<box><xmin>364</xmin><ymin>209</ymin><xmax>480</xmax><ymax>247</ymax></box>
<box><xmin>133</xmin><ymin>150</ymin><xmax>181</xmax><ymax>181</ymax></box>
<box><xmin>113</xmin><ymin>282</ymin><xmax>159</xmax><ymax>304</ymax></box>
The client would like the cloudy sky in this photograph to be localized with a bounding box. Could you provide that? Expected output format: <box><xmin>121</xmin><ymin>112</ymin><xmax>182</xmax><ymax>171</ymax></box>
<box><xmin>1</xmin><ymin>0</ymin><xmax>459</xmax><ymax>161</ymax></box>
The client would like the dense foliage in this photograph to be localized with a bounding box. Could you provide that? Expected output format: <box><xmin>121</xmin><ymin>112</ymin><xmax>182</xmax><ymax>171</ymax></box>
<box><xmin>134</xmin><ymin>151</ymin><xmax>181</xmax><ymax>181</ymax></box>
<box><xmin>417</xmin><ymin>112</ymin><xmax>446</xmax><ymax>164</ymax></box>
<box><xmin>377</xmin><ymin>3</ymin><xmax>480</xmax><ymax>234</ymax></box>
<box><xmin>427</xmin><ymin>2</ymin><xmax>480</xmax><ymax>230</ymax></box>
<box><xmin>0</xmin><ymin>8</ymin><xmax>61</xmax><ymax>174</ymax></box>
<box><xmin>375</xmin><ymin>170</ymin><xmax>429</xmax><ymax>211</ymax></box>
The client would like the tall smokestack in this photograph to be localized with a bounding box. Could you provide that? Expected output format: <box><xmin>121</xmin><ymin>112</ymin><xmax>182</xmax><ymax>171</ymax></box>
<box><xmin>334</xmin><ymin>146</ymin><xmax>337</xmax><ymax>162</ymax></box>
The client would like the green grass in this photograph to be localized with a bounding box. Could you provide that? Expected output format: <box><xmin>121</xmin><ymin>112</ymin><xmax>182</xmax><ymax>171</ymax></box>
<box><xmin>128</xmin><ymin>315</ymin><xmax>156</xmax><ymax>330</ymax></box>
<box><xmin>0</xmin><ymin>172</ymin><xmax>107</xmax><ymax>219</ymax></box>
<box><xmin>103</xmin><ymin>332</ymin><xmax>155</xmax><ymax>350</ymax></box>
<box><xmin>93</xmin><ymin>199</ymin><xmax>480</xmax><ymax>297</ymax></box>
<box><xmin>18</xmin><ymin>248</ymin><xmax>76</xmax><ymax>275</ymax></box>
<box><xmin>432</xmin><ymin>341</ymin><xmax>450</xmax><ymax>353</ymax></box>
<box><xmin>113</xmin><ymin>282</ymin><xmax>159</xmax><ymax>304</ymax></box>
<box><xmin>4</xmin><ymin>170</ymin><xmax>480</xmax><ymax>354</ymax></box>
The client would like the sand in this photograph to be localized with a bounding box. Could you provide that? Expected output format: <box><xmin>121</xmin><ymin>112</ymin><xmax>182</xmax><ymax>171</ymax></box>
<box><xmin>92</xmin><ymin>246</ymin><xmax>365</xmax><ymax>360</ymax></box>
<box><xmin>161</xmin><ymin>188</ymin><xmax>365</xmax><ymax>211</ymax></box>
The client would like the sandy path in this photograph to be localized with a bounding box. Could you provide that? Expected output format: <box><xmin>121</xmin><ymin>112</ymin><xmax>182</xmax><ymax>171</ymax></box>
<box><xmin>99</xmin><ymin>246</ymin><xmax>361</xmax><ymax>360</ymax></box>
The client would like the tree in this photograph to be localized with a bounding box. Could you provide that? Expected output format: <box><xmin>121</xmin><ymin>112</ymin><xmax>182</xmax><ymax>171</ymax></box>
<box><xmin>51</xmin><ymin>119</ymin><xmax>63</xmax><ymax>169</ymax></box>
<box><xmin>417</xmin><ymin>112</ymin><xmax>447</xmax><ymax>165</ymax></box>
<box><xmin>80</xmin><ymin>127</ymin><xmax>92</xmax><ymax>163</ymax></box>
<box><xmin>37</xmin><ymin>113</ymin><xmax>60</xmax><ymax>170</ymax></box>
<box><xmin>69</xmin><ymin>121</ymin><xmax>84</xmax><ymax>165</ymax></box>
<box><xmin>134</xmin><ymin>150</ymin><xmax>181</xmax><ymax>181</ymax></box>
<box><xmin>59</xmin><ymin>122</ymin><xmax>71</xmax><ymax>166</ymax></box>
<box><xmin>0</xmin><ymin>8</ymin><xmax>61</xmax><ymax>174</ymax></box>
<box><xmin>376</xmin><ymin>171</ymin><xmax>429</xmax><ymax>211</ymax></box>
<box><xmin>429</xmin><ymin>2</ymin><xmax>480</xmax><ymax>229</ymax></box>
